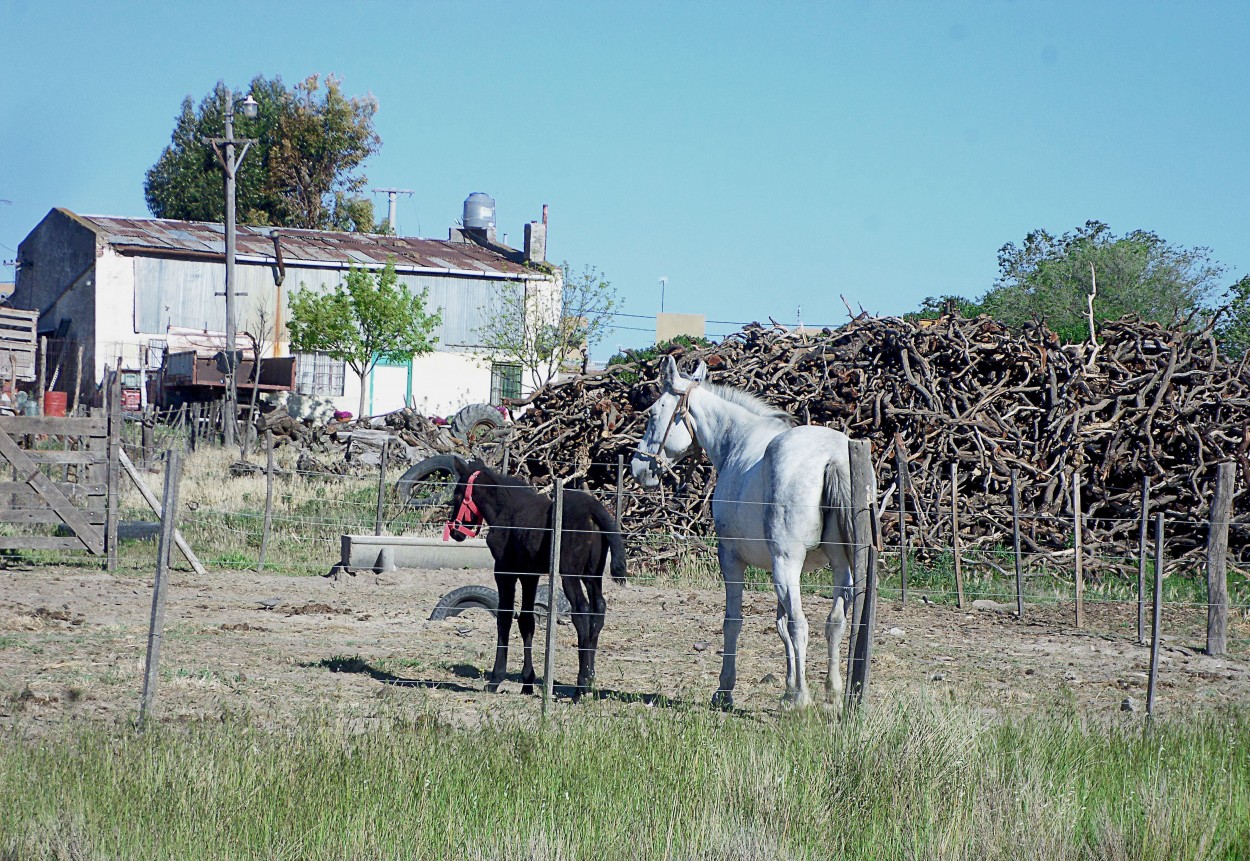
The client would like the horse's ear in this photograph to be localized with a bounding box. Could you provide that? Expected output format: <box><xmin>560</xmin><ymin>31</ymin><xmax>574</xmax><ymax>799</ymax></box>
<box><xmin>451</xmin><ymin>456</ymin><xmax>470</xmax><ymax>477</ymax></box>
<box><xmin>662</xmin><ymin>355</ymin><xmax>680</xmax><ymax>387</ymax></box>
<box><xmin>691</xmin><ymin>360</ymin><xmax>708</xmax><ymax>382</ymax></box>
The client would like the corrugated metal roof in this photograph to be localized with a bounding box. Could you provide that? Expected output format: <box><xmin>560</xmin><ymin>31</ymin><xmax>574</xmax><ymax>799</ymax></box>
<box><xmin>73</xmin><ymin>211</ymin><xmax>543</xmax><ymax>280</ymax></box>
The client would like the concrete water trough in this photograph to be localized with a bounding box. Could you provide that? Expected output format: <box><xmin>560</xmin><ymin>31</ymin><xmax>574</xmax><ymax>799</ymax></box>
<box><xmin>336</xmin><ymin>534</ymin><xmax>494</xmax><ymax>575</ymax></box>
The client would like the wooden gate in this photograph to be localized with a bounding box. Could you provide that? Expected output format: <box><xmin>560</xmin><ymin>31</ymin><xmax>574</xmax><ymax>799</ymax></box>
<box><xmin>0</xmin><ymin>415</ymin><xmax>113</xmax><ymax>555</ymax></box>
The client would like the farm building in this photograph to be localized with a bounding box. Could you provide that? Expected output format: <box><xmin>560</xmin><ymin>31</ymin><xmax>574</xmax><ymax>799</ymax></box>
<box><xmin>9</xmin><ymin>200</ymin><xmax>557</xmax><ymax>418</ymax></box>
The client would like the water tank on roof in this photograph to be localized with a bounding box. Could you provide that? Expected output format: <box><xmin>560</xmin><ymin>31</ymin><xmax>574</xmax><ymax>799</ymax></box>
<box><xmin>463</xmin><ymin>193</ymin><xmax>496</xmax><ymax>231</ymax></box>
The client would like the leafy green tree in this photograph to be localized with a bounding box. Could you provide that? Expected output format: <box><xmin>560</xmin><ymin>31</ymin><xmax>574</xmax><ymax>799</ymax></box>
<box><xmin>982</xmin><ymin>221</ymin><xmax>1224</xmax><ymax>343</ymax></box>
<box><xmin>902</xmin><ymin>294</ymin><xmax>984</xmax><ymax>324</ymax></box>
<box><xmin>144</xmin><ymin>74</ymin><xmax>381</xmax><ymax>231</ymax></box>
<box><xmin>287</xmin><ymin>260</ymin><xmax>442</xmax><ymax>418</ymax></box>
<box><xmin>476</xmin><ymin>263</ymin><xmax>619</xmax><ymax>390</ymax></box>
<box><xmin>1215</xmin><ymin>275</ymin><xmax>1250</xmax><ymax>359</ymax></box>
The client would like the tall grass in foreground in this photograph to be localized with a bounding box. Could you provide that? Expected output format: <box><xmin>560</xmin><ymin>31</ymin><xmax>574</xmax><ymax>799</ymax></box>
<box><xmin>3</xmin><ymin>701</ymin><xmax>1248</xmax><ymax>860</ymax></box>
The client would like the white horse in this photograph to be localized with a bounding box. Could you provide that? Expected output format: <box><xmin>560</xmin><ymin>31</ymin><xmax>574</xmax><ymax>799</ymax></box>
<box><xmin>631</xmin><ymin>356</ymin><xmax>863</xmax><ymax>710</ymax></box>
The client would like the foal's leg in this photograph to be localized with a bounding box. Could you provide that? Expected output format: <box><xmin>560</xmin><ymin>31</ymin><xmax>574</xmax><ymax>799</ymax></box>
<box><xmin>584</xmin><ymin>576</ymin><xmax>608</xmax><ymax>692</ymax></box>
<box><xmin>563</xmin><ymin>571</ymin><xmax>592</xmax><ymax>700</ymax></box>
<box><xmin>517</xmin><ymin>575</ymin><xmax>540</xmax><ymax>694</ymax></box>
<box><xmin>713</xmin><ymin>545</ymin><xmax>747</xmax><ymax>710</ymax></box>
<box><xmin>486</xmin><ymin>573</ymin><xmax>517</xmax><ymax>692</ymax></box>
<box><xmin>773</xmin><ymin>554</ymin><xmax>811</xmax><ymax>708</ymax></box>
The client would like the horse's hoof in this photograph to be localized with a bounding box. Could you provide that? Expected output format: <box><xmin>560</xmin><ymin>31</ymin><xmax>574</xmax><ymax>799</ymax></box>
<box><xmin>710</xmin><ymin>690</ymin><xmax>734</xmax><ymax>711</ymax></box>
<box><xmin>520</xmin><ymin>683</ymin><xmax>533</xmax><ymax>696</ymax></box>
<box><xmin>780</xmin><ymin>690</ymin><xmax>813</xmax><ymax>711</ymax></box>
<box><xmin>484</xmin><ymin>681</ymin><xmax>501</xmax><ymax>693</ymax></box>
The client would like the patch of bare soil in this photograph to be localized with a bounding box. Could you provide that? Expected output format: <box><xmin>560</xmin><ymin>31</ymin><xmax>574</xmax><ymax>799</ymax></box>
<box><xmin>1</xmin><ymin>562</ymin><xmax>1247</xmax><ymax>733</ymax></box>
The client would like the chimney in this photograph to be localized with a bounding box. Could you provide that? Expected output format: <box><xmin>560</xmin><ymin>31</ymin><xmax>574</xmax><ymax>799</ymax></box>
<box><xmin>524</xmin><ymin>220</ymin><xmax>547</xmax><ymax>263</ymax></box>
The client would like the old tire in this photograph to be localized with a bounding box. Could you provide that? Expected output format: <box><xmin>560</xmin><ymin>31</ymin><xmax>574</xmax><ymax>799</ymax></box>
<box><xmin>449</xmin><ymin>403</ymin><xmax>507</xmax><ymax>443</ymax></box>
<box><xmin>396</xmin><ymin>454</ymin><xmax>463</xmax><ymax>508</ymax></box>
<box><xmin>535</xmin><ymin>584</ymin><xmax>573</xmax><ymax>623</ymax></box>
<box><xmin>429</xmin><ymin>584</ymin><xmax>500</xmax><ymax>620</ymax></box>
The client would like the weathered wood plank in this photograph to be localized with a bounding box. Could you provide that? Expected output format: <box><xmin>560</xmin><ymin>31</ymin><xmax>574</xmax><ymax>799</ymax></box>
<box><xmin>0</xmin><ymin>416</ymin><xmax>107</xmax><ymax>437</ymax></box>
<box><xmin>0</xmin><ymin>536</ymin><xmax>90</xmax><ymax>551</ymax></box>
<box><xmin>2</xmin><ymin>509</ymin><xmax>106</xmax><ymax>525</ymax></box>
<box><xmin>15</xmin><ymin>451</ymin><xmax>107</xmax><ymax>465</ymax></box>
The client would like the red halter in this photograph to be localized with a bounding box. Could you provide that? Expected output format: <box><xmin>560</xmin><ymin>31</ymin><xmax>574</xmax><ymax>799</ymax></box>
<box><xmin>443</xmin><ymin>470</ymin><xmax>484</xmax><ymax>541</ymax></box>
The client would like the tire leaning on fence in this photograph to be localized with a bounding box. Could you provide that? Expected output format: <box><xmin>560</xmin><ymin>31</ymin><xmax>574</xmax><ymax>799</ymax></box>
<box><xmin>396</xmin><ymin>455</ymin><xmax>463</xmax><ymax>508</ymax></box>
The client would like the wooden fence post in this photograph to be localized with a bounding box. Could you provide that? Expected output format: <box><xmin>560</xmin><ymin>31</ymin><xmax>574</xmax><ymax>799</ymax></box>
<box><xmin>36</xmin><ymin>335</ymin><xmax>46</xmax><ymax>415</ymax></box>
<box><xmin>69</xmin><ymin>344</ymin><xmax>84</xmax><ymax>415</ymax></box>
<box><xmin>258</xmin><ymin>432</ymin><xmax>275</xmax><ymax>573</ymax></box>
<box><xmin>846</xmin><ymin>438</ymin><xmax>876</xmax><ymax>710</ymax></box>
<box><xmin>1206</xmin><ymin>462</ymin><xmax>1235</xmax><ymax>657</ymax></box>
<box><xmin>542</xmin><ymin>479</ymin><xmax>565</xmax><ymax>718</ymax></box>
<box><xmin>895</xmin><ymin>439</ymin><xmax>909</xmax><ymax>607</ymax></box>
<box><xmin>374</xmin><ymin>439</ymin><xmax>389</xmax><ymax>536</ymax></box>
<box><xmin>949</xmin><ymin>462</ymin><xmax>965</xmax><ymax>609</ymax></box>
<box><xmin>139</xmin><ymin>449</ymin><xmax>182</xmax><ymax>725</ymax></box>
<box><xmin>1073</xmin><ymin>471</ymin><xmax>1085</xmax><ymax>628</ymax></box>
<box><xmin>1137</xmin><ymin>475</ymin><xmax>1151</xmax><ymax>645</ymax></box>
<box><xmin>105</xmin><ymin>367</ymin><xmax>121</xmax><ymax>572</ymax></box>
<box><xmin>1011</xmin><ymin>468</ymin><xmax>1024</xmax><ymax>619</ymax></box>
<box><xmin>1147</xmin><ymin>512</ymin><xmax>1165</xmax><ymax>718</ymax></box>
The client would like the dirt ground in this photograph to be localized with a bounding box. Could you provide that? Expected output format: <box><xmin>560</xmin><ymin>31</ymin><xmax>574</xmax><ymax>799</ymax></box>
<box><xmin>2</xmin><ymin>559</ymin><xmax>1249</xmax><ymax>732</ymax></box>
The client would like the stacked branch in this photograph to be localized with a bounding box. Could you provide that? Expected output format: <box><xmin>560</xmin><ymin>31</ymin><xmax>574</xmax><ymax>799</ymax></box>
<box><xmin>506</xmin><ymin>314</ymin><xmax>1250</xmax><ymax>573</ymax></box>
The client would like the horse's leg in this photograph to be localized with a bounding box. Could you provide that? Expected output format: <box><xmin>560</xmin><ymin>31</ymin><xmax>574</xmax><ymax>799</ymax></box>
<box><xmin>773</xmin><ymin>554</ymin><xmax>812</xmax><ymax>709</ymax></box>
<box><xmin>517</xmin><ymin>575</ymin><xmax>539</xmax><ymax>694</ymax></box>
<box><xmin>712</xmin><ymin>545</ymin><xmax>746</xmax><ymax>710</ymax></box>
<box><xmin>486</xmin><ymin>572</ymin><xmax>517</xmax><ymax>692</ymax></box>
<box><xmin>585</xmin><ymin>575</ymin><xmax>607</xmax><ymax>692</ymax></box>
<box><xmin>563</xmin><ymin>570</ymin><xmax>592</xmax><ymax>701</ymax></box>
<box><xmin>822</xmin><ymin>540</ymin><xmax>855</xmax><ymax>707</ymax></box>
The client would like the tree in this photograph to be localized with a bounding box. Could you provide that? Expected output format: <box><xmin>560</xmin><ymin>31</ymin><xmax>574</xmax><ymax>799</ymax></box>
<box><xmin>1215</xmin><ymin>275</ymin><xmax>1250</xmax><ymax>359</ymax></box>
<box><xmin>982</xmin><ymin>221</ymin><xmax>1224</xmax><ymax>343</ymax></box>
<box><xmin>144</xmin><ymin>74</ymin><xmax>381</xmax><ymax>231</ymax></box>
<box><xmin>475</xmin><ymin>264</ymin><xmax>619</xmax><ymax>391</ymax></box>
<box><xmin>287</xmin><ymin>260</ymin><xmax>442</xmax><ymax>418</ymax></box>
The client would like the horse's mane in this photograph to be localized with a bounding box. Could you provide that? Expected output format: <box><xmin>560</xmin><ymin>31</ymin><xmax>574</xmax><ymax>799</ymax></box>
<box><xmin>702</xmin><ymin>382</ymin><xmax>797</xmax><ymax>427</ymax></box>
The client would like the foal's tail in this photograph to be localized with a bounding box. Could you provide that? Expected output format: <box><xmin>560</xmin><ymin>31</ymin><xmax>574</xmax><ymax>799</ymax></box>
<box><xmin>589</xmin><ymin>502</ymin><xmax>628</xmax><ymax>585</ymax></box>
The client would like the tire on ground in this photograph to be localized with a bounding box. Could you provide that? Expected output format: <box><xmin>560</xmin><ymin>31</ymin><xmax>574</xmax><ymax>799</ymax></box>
<box><xmin>428</xmin><ymin>584</ymin><xmax>500</xmax><ymax>620</ymax></box>
<box><xmin>396</xmin><ymin>454</ymin><xmax>462</xmax><ymax>508</ymax></box>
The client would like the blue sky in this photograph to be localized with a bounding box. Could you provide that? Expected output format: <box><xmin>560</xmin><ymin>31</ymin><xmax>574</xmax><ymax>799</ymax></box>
<box><xmin>2</xmin><ymin>1</ymin><xmax>1247</xmax><ymax>358</ymax></box>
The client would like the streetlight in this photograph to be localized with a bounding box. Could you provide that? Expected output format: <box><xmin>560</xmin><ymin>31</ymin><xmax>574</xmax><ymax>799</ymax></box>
<box><xmin>658</xmin><ymin>276</ymin><xmax>668</xmax><ymax>315</ymax></box>
<box><xmin>204</xmin><ymin>89</ymin><xmax>259</xmax><ymax>447</ymax></box>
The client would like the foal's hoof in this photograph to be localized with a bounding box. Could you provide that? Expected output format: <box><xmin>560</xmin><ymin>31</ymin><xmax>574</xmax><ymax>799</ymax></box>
<box><xmin>710</xmin><ymin>690</ymin><xmax>734</xmax><ymax>711</ymax></box>
<box><xmin>484</xmin><ymin>680</ymin><xmax>501</xmax><ymax>693</ymax></box>
<box><xmin>520</xmin><ymin>683</ymin><xmax>534</xmax><ymax>695</ymax></box>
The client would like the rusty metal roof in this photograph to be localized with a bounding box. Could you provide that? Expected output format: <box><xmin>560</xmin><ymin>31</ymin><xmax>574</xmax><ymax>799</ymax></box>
<box><xmin>71</xmin><ymin>211</ymin><xmax>543</xmax><ymax>280</ymax></box>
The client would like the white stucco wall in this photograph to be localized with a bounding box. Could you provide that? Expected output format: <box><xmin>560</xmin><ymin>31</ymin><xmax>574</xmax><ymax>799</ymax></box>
<box><xmin>93</xmin><ymin>246</ymin><xmax>140</xmax><ymax>378</ymax></box>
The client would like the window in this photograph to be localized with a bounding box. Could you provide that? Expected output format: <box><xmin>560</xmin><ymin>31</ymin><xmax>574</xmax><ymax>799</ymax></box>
<box><xmin>490</xmin><ymin>362</ymin><xmax>522</xmax><ymax>405</ymax></box>
<box><xmin>295</xmin><ymin>351</ymin><xmax>345</xmax><ymax>397</ymax></box>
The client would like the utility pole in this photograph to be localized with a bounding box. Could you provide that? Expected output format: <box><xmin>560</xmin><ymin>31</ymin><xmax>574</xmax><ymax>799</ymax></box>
<box><xmin>204</xmin><ymin>91</ymin><xmax>258</xmax><ymax>448</ymax></box>
<box><xmin>372</xmin><ymin>187</ymin><xmax>413</xmax><ymax>234</ymax></box>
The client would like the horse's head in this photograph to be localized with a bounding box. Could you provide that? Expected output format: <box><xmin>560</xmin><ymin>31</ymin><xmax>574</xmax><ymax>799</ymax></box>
<box><xmin>631</xmin><ymin>355</ymin><xmax>706</xmax><ymax>488</ymax></box>
<box><xmin>444</xmin><ymin>458</ymin><xmax>489</xmax><ymax>542</ymax></box>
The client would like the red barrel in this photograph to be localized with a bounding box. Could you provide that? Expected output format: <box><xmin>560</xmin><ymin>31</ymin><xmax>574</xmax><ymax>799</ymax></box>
<box><xmin>44</xmin><ymin>391</ymin><xmax>67</xmax><ymax>417</ymax></box>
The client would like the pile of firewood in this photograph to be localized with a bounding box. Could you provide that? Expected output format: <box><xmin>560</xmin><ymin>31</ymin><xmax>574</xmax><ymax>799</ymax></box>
<box><xmin>505</xmin><ymin>313</ymin><xmax>1250</xmax><ymax>571</ymax></box>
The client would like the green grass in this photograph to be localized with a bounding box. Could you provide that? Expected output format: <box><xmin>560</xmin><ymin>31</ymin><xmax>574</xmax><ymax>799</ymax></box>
<box><xmin>2</xmin><ymin>701</ymin><xmax>1248</xmax><ymax>859</ymax></box>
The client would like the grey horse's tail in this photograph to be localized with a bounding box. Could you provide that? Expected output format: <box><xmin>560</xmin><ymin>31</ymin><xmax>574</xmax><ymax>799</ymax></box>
<box><xmin>823</xmin><ymin>457</ymin><xmax>855</xmax><ymax>611</ymax></box>
<box><xmin>589</xmin><ymin>500</ymin><xmax>628</xmax><ymax>585</ymax></box>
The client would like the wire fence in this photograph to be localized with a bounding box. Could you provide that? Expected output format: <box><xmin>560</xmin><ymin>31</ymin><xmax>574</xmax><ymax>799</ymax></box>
<box><xmin>6</xmin><ymin>425</ymin><xmax>1248</xmax><ymax>714</ymax></box>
